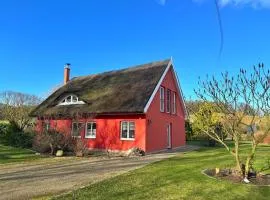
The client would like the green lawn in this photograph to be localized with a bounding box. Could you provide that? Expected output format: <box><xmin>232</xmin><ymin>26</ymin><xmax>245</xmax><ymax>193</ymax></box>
<box><xmin>0</xmin><ymin>144</ymin><xmax>41</xmax><ymax>164</ymax></box>
<box><xmin>54</xmin><ymin>143</ymin><xmax>270</xmax><ymax>200</ymax></box>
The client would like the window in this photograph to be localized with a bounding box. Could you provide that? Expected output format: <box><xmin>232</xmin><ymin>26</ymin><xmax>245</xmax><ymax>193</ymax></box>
<box><xmin>72</xmin><ymin>122</ymin><xmax>84</xmax><ymax>137</ymax></box>
<box><xmin>42</xmin><ymin>120</ymin><xmax>50</xmax><ymax>131</ymax></box>
<box><xmin>160</xmin><ymin>86</ymin><xmax>165</xmax><ymax>112</ymax></box>
<box><xmin>121</xmin><ymin>121</ymin><xmax>135</xmax><ymax>140</ymax></box>
<box><xmin>166</xmin><ymin>89</ymin><xmax>171</xmax><ymax>113</ymax></box>
<box><xmin>85</xmin><ymin>122</ymin><xmax>96</xmax><ymax>138</ymax></box>
<box><xmin>59</xmin><ymin>95</ymin><xmax>85</xmax><ymax>105</ymax></box>
<box><xmin>172</xmin><ymin>92</ymin><xmax>176</xmax><ymax>114</ymax></box>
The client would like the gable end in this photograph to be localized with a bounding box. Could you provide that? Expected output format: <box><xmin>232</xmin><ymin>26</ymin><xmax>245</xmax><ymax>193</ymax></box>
<box><xmin>143</xmin><ymin>59</ymin><xmax>187</xmax><ymax>117</ymax></box>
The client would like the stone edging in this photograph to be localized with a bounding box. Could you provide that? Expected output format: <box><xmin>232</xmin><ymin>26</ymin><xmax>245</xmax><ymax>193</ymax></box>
<box><xmin>201</xmin><ymin>169</ymin><xmax>270</xmax><ymax>187</ymax></box>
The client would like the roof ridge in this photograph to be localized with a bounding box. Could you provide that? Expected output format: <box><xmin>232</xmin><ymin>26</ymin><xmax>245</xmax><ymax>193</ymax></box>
<box><xmin>71</xmin><ymin>58</ymin><xmax>171</xmax><ymax>81</ymax></box>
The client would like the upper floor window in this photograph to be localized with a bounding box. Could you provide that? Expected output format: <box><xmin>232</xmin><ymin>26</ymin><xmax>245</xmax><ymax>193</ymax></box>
<box><xmin>85</xmin><ymin>122</ymin><xmax>96</xmax><ymax>139</ymax></box>
<box><xmin>58</xmin><ymin>95</ymin><xmax>85</xmax><ymax>105</ymax></box>
<box><xmin>172</xmin><ymin>92</ymin><xmax>176</xmax><ymax>114</ymax></box>
<box><xmin>166</xmin><ymin>89</ymin><xmax>171</xmax><ymax>113</ymax></box>
<box><xmin>160</xmin><ymin>86</ymin><xmax>165</xmax><ymax>112</ymax></box>
<box><xmin>121</xmin><ymin>121</ymin><xmax>135</xmax><ymax>140</ymax></box>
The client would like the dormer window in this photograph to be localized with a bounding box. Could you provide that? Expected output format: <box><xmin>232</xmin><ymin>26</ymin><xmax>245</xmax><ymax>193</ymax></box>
<box><xmin>58</xmin><ymin>95</ymin><xmax>85</xmax><ymax>105</ymax></box>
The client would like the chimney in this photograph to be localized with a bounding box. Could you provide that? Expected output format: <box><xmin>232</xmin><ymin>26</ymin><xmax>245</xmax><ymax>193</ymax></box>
<box><xmin>64</xmin><ymin>63</ymin><xmax>70</xmax><ymax>84</ymax></box>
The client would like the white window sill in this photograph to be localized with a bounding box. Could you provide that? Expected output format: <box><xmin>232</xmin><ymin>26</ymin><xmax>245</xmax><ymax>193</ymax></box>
<box><xmin>120</xmin><ymin>138</ymin><xmax>135</xmax><ymax>141</ymax></box>
<box><xmin>85</xmin><ymin>136</ymin><xmax>96</xmax><ymax>139</ymax></box>
<box><xmin>72</xmin><ymin>136</ymin><xmax>81</xmax><ymax>138</ymax></box>
<box><xmin>58</xmin><ymin>101</ymin><xmax>85</xmax><ymax>106</ymax></box>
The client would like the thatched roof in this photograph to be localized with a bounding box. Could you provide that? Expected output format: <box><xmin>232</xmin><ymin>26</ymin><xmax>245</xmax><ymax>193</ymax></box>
<box><xmin>30</xmin><ymin>59</ymin><xmax>170</xmax><ymax>117</ymax></box>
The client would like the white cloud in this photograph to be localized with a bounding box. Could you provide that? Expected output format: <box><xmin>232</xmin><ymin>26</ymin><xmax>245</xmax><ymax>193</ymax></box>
<box><xmin>219</xmin><ymin>0</ymin><xmax>270</xmax><ymax>8</ymax></box>
<box><xmin>193</xmin><ymin>0</ymin><xmax>270</xmax><ymax>8</ymax></box>
<box><xmin>157</xmin><ymin>0</ymin><xmax>270</xmax><ymax>8</ymax></box>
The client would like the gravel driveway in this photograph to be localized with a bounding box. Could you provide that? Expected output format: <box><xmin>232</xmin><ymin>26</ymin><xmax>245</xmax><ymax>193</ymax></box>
<box><xmin>0</xmin><ymin>145</ymin><xmax>199</xmax><ymax>200</ymax></box>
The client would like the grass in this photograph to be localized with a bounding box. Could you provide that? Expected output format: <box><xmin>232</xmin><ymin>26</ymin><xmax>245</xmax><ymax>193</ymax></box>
<box><xmin>0</xmin><ymin>144</ymin><xmax>41</xmax><ymax>164</ymax></box>
<box><xmin>53</xmin><ymin>142</ymin><xmax>270</xmax><ymax>200</ymax></box>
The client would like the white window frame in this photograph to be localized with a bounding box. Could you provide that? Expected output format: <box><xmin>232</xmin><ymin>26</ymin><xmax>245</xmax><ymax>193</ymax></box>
<box><xmin>166</xmin><ymin>89</ymin><xmax>171</xmax><ymax>113</ymax></box>
<box><xmin>172</xmin><ymin>92</ymin><xmax>176</xmax><ymax>114</ymax></box>
<box><xmin>58</xmin><ymin>95</ymin><xmax>85</xmax><ymax>106</ymax></box>
<box><xmin>85</xmin><ymin>122</ymin><xmax>96</xmax><ymax>139</ymax></box>
<box><xmin>160</xmin><ymin>86</ymin><xmax>165</xmax><ymax>112</ymax></box>
<box><xmin>71</xmin><ymin>122</ymin><xmax>83</xmax><ymax>138</ymax></box>
<box><xmin>120</xmin><ymin>121</ymin><xmax>135</xmax><ymax>141</ymax></box>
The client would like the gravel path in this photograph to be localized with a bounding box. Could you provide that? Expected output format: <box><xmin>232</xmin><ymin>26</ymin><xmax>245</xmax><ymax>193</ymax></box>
<box><xmin>0</xmin><ymin>145</ymin><xmax>199</xmax><ymax>200</ymax></box>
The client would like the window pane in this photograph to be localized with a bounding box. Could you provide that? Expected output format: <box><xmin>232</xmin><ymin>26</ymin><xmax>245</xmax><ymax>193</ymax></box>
<box><xmin>121</xmin><ymin>122</ymin><xmax>128</xmax><ymax>138</ymax></box>
<box><xmin>72</xmin><ymin>123</ymin><xmax>79</xmax><ymax>136</ymax></box>
<box><xmin>172</xmin><ymin>92</ymin><xmax>176</xmax><ymax>114</ymax></box>
<box><xmin>129</xmin><ymin>130</ymin><xmax>135</xmax><ymax>139</ymax></box>
<box><xmin>78</xmin><ymin>123</ymin><xmax>84</xmax><ymax>130</ymax></box>
<box><xmin>66</xmin><ymin>96</ymin><xmax>72</xmax><ymax>103</ymax></box>
<box><xmin>87</xmin><ymin>123</ymin><xmax>92</xmax><ymax>130</ymax></box>
<box><xmin>129</xmin><ymin>122</ymin><xmax>135</xmax><ymax>130</ymax></box>
<box><xmin>122</xmin><ymin>122</ymin><xmax>127</xmax><ymax>130</ymax></box>
<box><xmin>128</xmin><ymin>122</ymin><xmax>135</xmax><ymax>139</ymax></box>
<box><xmin>92</xmin><ymin>122</ymin><xmax>96</xmax><ymax>130</ymax></box>
<box><xmin>121</xmin><ymin>130</ymin><xmax>128</xmax><ymax>138</ymax></box>
<box><xmin>72</xmin><ymin>122</ymin><xmax>84</xmax><ymax>137</ymax></box>
<box><xmin>160</xmin><ymin>87</ymin><xmax>165</xmax><ymax>112</ymax></box>
<box><xmin>72</xmin><ymin>95</ymin><xmax>77</xmax><ymax>102</ymax></box>
<box><xmin>86</xmin><ymin>122</ymin><xmax>96</xmax><ymax>138</ymax></box>
<box><xmin>167</xmin><ymin>89</ymin><xmax>171</xmax><ymax>112</ymax></box>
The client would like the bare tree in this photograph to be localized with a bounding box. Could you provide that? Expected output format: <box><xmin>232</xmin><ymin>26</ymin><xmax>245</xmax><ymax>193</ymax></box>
<box><xmin>194</xmin><ymin>63</ymin><xmax>270</xmax><ymax>181</ymax></box>
<box><xmin>0</xmin><ymin>91</ymin><xmax>41</xmax><ymax>130</ymax></box>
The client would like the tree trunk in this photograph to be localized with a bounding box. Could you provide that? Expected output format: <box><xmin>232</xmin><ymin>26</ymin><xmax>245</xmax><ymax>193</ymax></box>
<box><xmin>244</xmin><ymin>143</ymin><xmax>257</xmax><ymax>178</ymax></box>
<box><xmin>234</xmin><ymin>139</ymin><xmax>242</xmax><ymax>173</ymax></box>
<box><xmin>49</xmin><ymin>143</ymin><xmax>54</xmax><ymax>155</ymax></box>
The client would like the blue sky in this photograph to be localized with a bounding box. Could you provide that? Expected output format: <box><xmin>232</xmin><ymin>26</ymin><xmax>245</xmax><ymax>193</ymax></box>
<box><xmin>0</xmin><ymin>0</ymin><xmax>270</xmax><ymax>99</ymax></box>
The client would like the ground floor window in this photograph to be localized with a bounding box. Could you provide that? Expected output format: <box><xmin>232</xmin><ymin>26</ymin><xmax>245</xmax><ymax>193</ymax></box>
<box><xmin>72</xmin><ymin>122</ymin><xmax>84</xmax><ymax>137</ymax></box>
<box><xmin>42</xmin><ymin>120</ymin><xmax>50</xmax><ymax>131</ymax></box>
<box><xmin>85</xmin><ymin>122</ymin><xmax>96</xmax><ymax>138</ymax></box>
<box><xmin>121</xmin><ymin>121</ymin><xmax>135</xmax><ymax>140</ymax></box>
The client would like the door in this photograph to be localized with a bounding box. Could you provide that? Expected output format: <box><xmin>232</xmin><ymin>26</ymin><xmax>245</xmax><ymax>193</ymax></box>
<box><xmin>167</xmin><ymin>123</ymin><xmax>172</xmax><ymax>149</ymax></box>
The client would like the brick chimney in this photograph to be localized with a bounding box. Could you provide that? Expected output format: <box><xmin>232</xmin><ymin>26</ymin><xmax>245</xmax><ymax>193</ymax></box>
<box><xmin>64</xmin><ymin>63</ymin><xmax>70</xmax><ymax>84</ymax></box>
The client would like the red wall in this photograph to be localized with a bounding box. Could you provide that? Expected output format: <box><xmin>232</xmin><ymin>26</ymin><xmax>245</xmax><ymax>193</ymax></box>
<box><xmin>37</xmin><ymin>115</ymin><xmax>146</xmax><ymax>151</ymax></box>
<box><xmin>146</xmin><ymin>67</ymin><xmax>186</xmax><ymax>152</ymax></box>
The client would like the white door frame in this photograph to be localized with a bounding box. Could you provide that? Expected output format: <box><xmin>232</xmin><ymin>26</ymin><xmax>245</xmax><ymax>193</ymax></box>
<box><xmin>167</xmin><ymin>123</ymin><xmax>172</xmax><ymax>149</ymax></box>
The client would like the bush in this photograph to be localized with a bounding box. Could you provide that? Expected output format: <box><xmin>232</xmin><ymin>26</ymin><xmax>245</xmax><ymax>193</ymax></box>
<box><xmin>185</xmin><ymin>120</ymin><xmax>193</xmax><ymax>141</ymax></box>
<box><xmin>33</xmin><ymin>129</ymin><xmax>74</xmax><ymax>155</ymax></box>
<box><xmin>72</xmin><ymin>139</ymin><xmax>87</xmax><ymax>157</ymax></box>
<box><xmin>0</xmin><ymin>121</ymin><xmax>34</xmax><ymax>148</ymax></box>
<box><xmin>0</xmin><ymin>121</ymin><xmax>13</xmax><ymax>138</ymax></box>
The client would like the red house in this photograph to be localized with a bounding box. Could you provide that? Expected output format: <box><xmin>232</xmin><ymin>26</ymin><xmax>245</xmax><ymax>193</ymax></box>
<box><xmin>31</xmin><ymin>59</ymin><xmax>187</xmax><ymax>153</ymax></box>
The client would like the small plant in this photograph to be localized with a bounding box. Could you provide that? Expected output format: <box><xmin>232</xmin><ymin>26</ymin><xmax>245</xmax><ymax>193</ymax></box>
<box><xmin>72</xmin><ymin>139</ymin><xmax>87</xmax><ymax>157</ymax></box>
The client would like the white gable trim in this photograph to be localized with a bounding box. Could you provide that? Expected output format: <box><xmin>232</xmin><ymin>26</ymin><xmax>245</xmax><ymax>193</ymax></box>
<box><xmin>143</xmin><ymin>58</ymin><xmax>188</xmax><ymax>118</ymax></box>
<box><xmin>171</xmin><ymin>64</ymin><xmax>188</xmax><ymax>119</ymax></box>
<box><xmin>143</xmin><ymin>60</ymin><xmax>172</xmax><ymax>113</ymax></box>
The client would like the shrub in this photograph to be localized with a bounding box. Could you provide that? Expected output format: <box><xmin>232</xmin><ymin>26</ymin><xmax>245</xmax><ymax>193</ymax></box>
<box><xmin>0</xmin><ymin>121</ymin><xmax>13</xmax><ymax>138</ymax></box>
<box><xmin>72</xmin><ymin>139</ymin><xmax>87</xmax><ymax>157</ymax></box>
<box><xmin>185</xmin><ymin>120</ymin><xmax>193</xmax><ymax>141</ymax></box>
<box><xmin>5</xmin><ymin>131</ymin><xmax>34</xmax><ymax>148</ymax></box>
<box><xmin>33</xmin><ymin>130</ymin><xmax>73</xmax><ymax>155</ymax></box>
<box><xmin>0</xmin><ymin>121</ymin><xmax>34</xmax><ymax>148</ymax></box>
